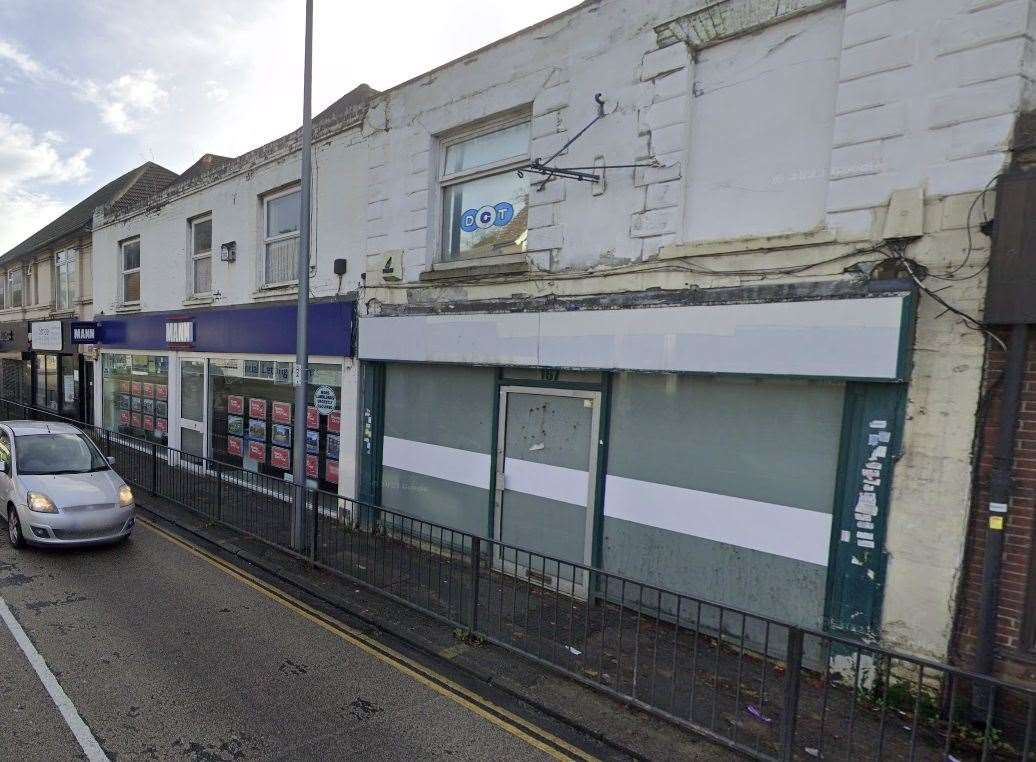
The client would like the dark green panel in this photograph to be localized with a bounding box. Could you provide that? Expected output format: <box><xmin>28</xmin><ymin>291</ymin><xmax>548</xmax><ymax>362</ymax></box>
<box><xmin>358</xmin><ymin>361</ymin><xmax>384</xmax><ymax>506</ymax></box>
<box><xmin>825</xmin><ymin>382</ymin><xmax>906</xmax><ymax>638</ymax></box>
<box><xmin>381</xmin><ymin>466</ymin><xmax>488</xmax><ymax>536</ymax></box>
<box><xmin>603</xmin><ymin>516</ymin><xmax>828</xmax><ymax>629</ymax></box>
<box><xmin>384</xmin><ymin>363</ymin><xmax>495</xmax><ymax>453</ymax></box>
<box><xmin>608</xmin><ymin>373</ymin><xmax>845</xmax><ymax>512</ymax></box>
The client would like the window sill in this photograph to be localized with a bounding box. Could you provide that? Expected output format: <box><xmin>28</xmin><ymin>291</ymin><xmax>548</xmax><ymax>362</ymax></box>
<box><xmin>183</xmin><ymin>294</ymin><xmax>214</xmax><ymax>307</ymax></box>
<box><xmin>419</xmin><ymin>253</ymin><xmax>530</xmax><ymax>282</ymax></box>
<box><xmin>252</xmin><ymin>285</ymin><xmax>299</xmax><ymax>302</ymax></box>
<box><xmin>48</xmin><ymin>309</ymin><xmax>76</xmax><ymax>319</ymax></box>
<box><xmin>115</xmin><ymin>303</ymin><xmax>142</xmax><ymax>314</ymax></box>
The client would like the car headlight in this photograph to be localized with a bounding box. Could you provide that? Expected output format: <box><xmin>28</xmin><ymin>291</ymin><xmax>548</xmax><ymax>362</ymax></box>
<box><xmin>118</xmin><ymin>485</ymin><xmax>134</xmax><ymax>508</ymax></box>
<box><xmin>27</xmin><ymin>491</ymin><xmax>58</xmax><ymax>514</ymax></box>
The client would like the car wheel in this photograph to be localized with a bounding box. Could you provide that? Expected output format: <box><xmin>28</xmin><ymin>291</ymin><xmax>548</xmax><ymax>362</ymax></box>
<box><xmin>7</xmin><ymin>506</ymin><xmax>25</xmax><ymax>549</ymax></box>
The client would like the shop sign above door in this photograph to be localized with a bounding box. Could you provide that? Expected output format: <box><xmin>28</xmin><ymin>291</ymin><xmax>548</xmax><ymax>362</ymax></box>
<box><xmin>70</xmin><ymin>321</ymin><xmax>98</xmax><ymax>344</ymax></box>
<box><xmin>165</xmin><ymin>319</ymin><xmax>195</xmax><ymax>348</ymax></box>
<box><xmin>30</xmin><ymin>320</ymin><xmax>62</xmax><ymax>352</ymax></box>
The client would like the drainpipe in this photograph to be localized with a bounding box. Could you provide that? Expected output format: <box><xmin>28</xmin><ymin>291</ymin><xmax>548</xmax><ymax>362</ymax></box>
<box><xmin>974</xmin><ymin>323</ymin><xmax>1028</xmax><ymax>710</ymax></box>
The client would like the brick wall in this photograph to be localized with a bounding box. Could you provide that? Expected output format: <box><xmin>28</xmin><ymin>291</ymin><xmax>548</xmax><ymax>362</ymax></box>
<box><xmin>954</xmin><ymin>329</ymin><xmax>1036</xmax><ymax>686</ymax></box>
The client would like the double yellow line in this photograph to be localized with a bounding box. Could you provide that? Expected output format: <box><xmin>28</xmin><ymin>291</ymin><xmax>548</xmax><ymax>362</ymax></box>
<box><xmin>138</xmin><ymin>516</ymin><xmax>597</xmax><ymax>762</ymax></box>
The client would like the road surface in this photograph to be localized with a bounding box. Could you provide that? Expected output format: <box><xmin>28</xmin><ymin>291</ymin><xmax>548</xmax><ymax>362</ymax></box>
<box><xmin>0</xmin><ymin>515</ymin><xmax>604</xmax><ymax>761</ymax></box>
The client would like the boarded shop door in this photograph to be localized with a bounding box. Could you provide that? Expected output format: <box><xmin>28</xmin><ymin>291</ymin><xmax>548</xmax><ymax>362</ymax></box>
<box><xmin>494</xmin><ymin>387</ymin><xmax>601</xmax><ymax>597</ymax></box>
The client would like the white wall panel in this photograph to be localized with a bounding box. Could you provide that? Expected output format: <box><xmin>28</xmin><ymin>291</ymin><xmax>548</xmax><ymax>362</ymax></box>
<box><xmin>604</xmin><ymin>474</ymin><xmax>832</xmax><ymax>566</ymax></box>
<box><xmin>382</xmin><ymin>436</ymin><xmax>490</xmax><ymax>490</ymax></box>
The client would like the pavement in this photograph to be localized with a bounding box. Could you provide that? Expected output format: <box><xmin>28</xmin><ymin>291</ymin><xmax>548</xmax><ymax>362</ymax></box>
<box><xmin>0</xmin><ymin>518</ymin><xmax>630</xmax><ymax>761</ymax></box>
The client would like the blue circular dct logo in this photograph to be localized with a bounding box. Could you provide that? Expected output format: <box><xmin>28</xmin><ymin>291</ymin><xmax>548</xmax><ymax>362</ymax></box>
<box><xmin>460</xmin><ymin>201</ymin><xmax>515</xmax><ymax>233</ymax></box>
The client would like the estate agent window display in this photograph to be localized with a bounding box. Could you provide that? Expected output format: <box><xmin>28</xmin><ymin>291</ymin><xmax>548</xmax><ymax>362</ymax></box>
<box><xmin>101</xmin><ymin>353</ymin><xmax>170</xmax><ymax>445</ymax></box>
<box><xmin>210</xmin><ymin>359</ymin><xmax>341</xmax><ymax>492</ymax></box>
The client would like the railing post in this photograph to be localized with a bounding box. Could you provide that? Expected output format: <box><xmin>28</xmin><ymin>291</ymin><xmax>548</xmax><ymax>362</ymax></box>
<box><xmin>150</xmin><ymin>442</ymin><xmax>157</xmax><ymax>496</ymax></box>
<box><xmin>105</xmin><ymin>430</ymin><xmax>111</xmax><ymax>457</ymax></box>
<box><xmin>780</xmin><ymin>627</ymin><xmax>805</xmax><ymax>761</ymax></box>
<box><xmin>471</xmin><ymin>536</ymin><xmax>481</xmax><ymax>635</ymax></box>
<box><xmin>309</xmin><ymin>488</ymin><xmax>319</xmax><ymax>563</ymax></box>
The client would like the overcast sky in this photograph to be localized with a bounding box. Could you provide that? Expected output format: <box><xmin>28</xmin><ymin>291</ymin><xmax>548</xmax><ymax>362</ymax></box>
<box><xmin>0</xmin><ymin>0</ymin><xmax>577</xmax><ymax>252</ymax></box>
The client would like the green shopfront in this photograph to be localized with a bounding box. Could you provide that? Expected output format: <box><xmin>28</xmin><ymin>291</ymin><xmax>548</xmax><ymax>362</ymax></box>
<box><xmin>356</xmin><ymin>290</ymin><xmax>916</xmax><ymax>639</ymax></box>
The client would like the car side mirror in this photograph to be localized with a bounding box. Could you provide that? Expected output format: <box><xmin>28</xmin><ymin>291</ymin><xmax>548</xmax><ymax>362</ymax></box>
<box><xmin>107</xmin><ymin>456</ymin><xmax>116</xmax><ymax>467</ymax></box>
<box><xmin>0</xmin><ymin>459</ymin><xmax>9</xmax><ymax>475</ymax></box>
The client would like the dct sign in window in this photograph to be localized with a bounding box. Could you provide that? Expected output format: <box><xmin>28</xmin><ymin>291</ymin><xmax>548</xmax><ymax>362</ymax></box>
<box><xmin>440</xmin><ymin>119</ymin><xmax>530</xmax><ymax>261</ymax></box>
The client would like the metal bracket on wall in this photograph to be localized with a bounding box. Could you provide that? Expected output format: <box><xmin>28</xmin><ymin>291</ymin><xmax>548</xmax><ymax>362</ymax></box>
<box><xmin>516</xmin><ymin>93</ymin><xmax>661</xmax><ymax>190</ymax></box>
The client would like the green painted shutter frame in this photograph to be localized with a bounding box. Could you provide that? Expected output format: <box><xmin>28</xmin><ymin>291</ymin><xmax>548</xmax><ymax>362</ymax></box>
<box><xmin>358</xmin><ymin>361</ymin><xmax>385</xmax><ymax>506</ymax></box>
<box><xmin>825</xmin><ymin>382</ymin><xmax>907</xmax><ymax>639</ymax></box>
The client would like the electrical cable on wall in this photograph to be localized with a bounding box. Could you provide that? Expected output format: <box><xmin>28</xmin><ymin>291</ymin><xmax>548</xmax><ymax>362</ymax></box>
<box><xmin>881</xmin><ymin>239</ymin><xmax>1007</xmax><ymax>353</ymax></box>
<box><xmin>925</xmin><ymin>173</ymin><xmax>1001</xmax><ymax>283</ymax></box>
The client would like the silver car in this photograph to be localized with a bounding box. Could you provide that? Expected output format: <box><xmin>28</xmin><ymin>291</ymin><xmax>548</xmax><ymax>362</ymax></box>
<box><xmin>1</xmin><ymin>421</ymin><xmax>134</xmax><ymax>548</ymax></box>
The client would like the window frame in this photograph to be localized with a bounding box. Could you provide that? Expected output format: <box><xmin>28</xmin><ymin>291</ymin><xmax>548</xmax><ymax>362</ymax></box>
<box><xmin>437</xmin><ymin>111</ymin><xmax>532</xmax><ymax>263</ymax></box>
<box><xmin>7</xmin><ymin>266</ymin><xmax>23</xmax><ymax>309</ymax></box>
<box><xmin>119</xmin><ymin>236</ymin><xmax>141</xmax><ymax>305</ymax></box>
<box><xmin>188</xmin><ymin>213</ymin><xmax>213</xmax><ymax>297</ymax></box>
<box><xmin>54</xmin><ymin>249</ymin><xmax>78</xmax><ymax>311</ymax></box>
<box><xmin>260</xmin><ymin>184</ymin><xmax>302</xmax><ymax>289</ymax></box>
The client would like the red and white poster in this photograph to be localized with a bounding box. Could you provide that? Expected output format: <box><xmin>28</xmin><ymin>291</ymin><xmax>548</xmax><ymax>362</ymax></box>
<box><xmin>272</xmin><ymin>401</ymin><xmax>292</xmax><ymax>424</ymax></box>
<box><xmin>227</xmin><ymin>395</ymin><xmax>245</xmax><ymax>415</ymax></box>
<box><xmin>248</xmin><ymin>398</ymin><xmax>267</xmax><ymax>419</ymax></box>
<box><xmin>226</xmin><ymin>436</ymin><xmax>243</xmax><ymax>456</ymax></box>
<box><xmin>119</xmin><ymin>410</ymin><xmax>130</xmax><ymax>425</ymax></box>
<box><xmin>143</xmin><ymin>415</ymin><xmax>154</xmax><ymax>431</ymax></box>
<box><xmin>325</xmin><ymin>459</ymin><xmax>339</xmax><ymax>484</ymax></box>
<box><xmin>142</xmin><ymin>383</ymin><xmax>154</xmax><ymax>397</ymax></box>
<box><xmin>155</xmin><ymin>418</ymin><xmax>168</xmax><ymax>433</ymax></box>
<box><xmin>131</xmin><ymin>382</ymin><xmax>142</xmax><ymax>396</ymax></box>
<box><xmin>305</xmin><ymin>454</ymin><xmax>318</xmax><ymax>479</ymax></box>
<box><xmin>306</xmin><ymin>406</ymin><xmax>319</xmax><ymax>429</ymax></box>
<box><xmin>247</xmin><ymin>440</ymin><xmax>266</xmax><ymax>462</ymax></box>
<box><xmin>156</xmin><ymin>384</ymin><xmax>168</xmax><ymax>401</ymax></box>
<box><xmin>270</xmin><ymin>446</ymin><xmax>290</xmax><ymax>469</ymax></box>
<box><xmin>118</xmin><ymin>380</ymin><xmax>131</xmax><ymax>394</ymax></box>
<box><xmin>327</xmin><ymin>411</ymin><xmax>340</xmax><ymax>433</ymax></box>
<box><xmin>130</xmin><ymin>413</ymin><xmax>142</xmax><ymax>428</ymax></box>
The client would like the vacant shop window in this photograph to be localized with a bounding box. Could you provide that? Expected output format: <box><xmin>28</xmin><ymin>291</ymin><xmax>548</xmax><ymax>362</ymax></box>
<box><xmin>120</xmin><ymin>237</ymin><xmax>141</xmax><ymax>303</ymax></box>
<box><xmin>189</xmin><ymin>214</ymin><xmax>213</xmax><ymax>296</ymax></box>
<box><xmin>440</xmin><ymin>118</ymin><xmax>530</xmax><ymax>262</ymax></box>
<box><xmin>7</xmin><ymin>267</ymin><xmax>23</xmax><ymax>308</ymax></box>
<box><xmin>262</xmin><ymin>186</ymin><xmax>301</xmax><ymax>287</ymax></box>
<box><xmin>54</xmin><ymin>249</ymin><xmax>77</xmax><ymax>310</ymax></box>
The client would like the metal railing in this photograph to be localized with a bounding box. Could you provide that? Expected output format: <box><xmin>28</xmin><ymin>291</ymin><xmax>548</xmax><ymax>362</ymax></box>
<box><xmin>4</xmin><ymin>398</ymin><xmax>1034</xmax><ymax>761</ymax></box>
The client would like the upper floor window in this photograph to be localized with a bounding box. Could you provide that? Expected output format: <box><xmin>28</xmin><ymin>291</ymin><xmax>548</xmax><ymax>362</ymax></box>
<box><xmin>262</xmin><ymin>187</ymin><xmax>300</xmax><ymax>287</ymax></box>
<box><xmin>440</xmin><ymin>119</ymin><xmax>530</xmax><ymax>262</ymax></box>
<box><xmin>189</xmin><ymin>214</ymin><xmax>212</xmax><ymax>296</ymax></box>
<box><xmin>120</xmin><ymin>237</ymin><xmax>141</xmax><ymax>303</ymax></box>
<box><xmin>54</xmin><ymin>250</ymin><xmax>77</xmax><ymax>311</ymax></box>
<box><xmin>7</xmin><ymin>267</ymin><xmax>23</xmax><ymax>309</ymax></box>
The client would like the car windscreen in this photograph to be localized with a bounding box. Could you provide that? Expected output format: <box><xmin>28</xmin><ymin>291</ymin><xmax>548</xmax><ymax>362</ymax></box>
<box><xmin>14</xmin><ymin>433</ymin><xmax>109</xmax><ymax>475</ymax></box>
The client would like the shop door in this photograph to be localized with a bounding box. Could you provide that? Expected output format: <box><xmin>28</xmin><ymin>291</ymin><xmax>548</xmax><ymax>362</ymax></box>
<box><xmin>34</xmin><ymin>354</ymin><xmax>59</xmax><ymax>411</ymax></box>
<box><xmin>59</xmin><ymin>355</ymin><xmax>79</xmax><ymax>419</ymax></box>
<box><xmin>493</xmin><ymin>387</ymin><xmax>600</xmax><ymax>598</ymax></box>
<box><xmin>179</xmin><ymin>359</ymin><xmax>207</xmax><ymax>459</ymax></box>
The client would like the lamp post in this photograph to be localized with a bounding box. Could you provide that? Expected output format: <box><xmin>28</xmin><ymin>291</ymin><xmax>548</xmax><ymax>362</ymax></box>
<box><xmin>291</xmin><ymin>0</ymin><xmax>314</xmax><ymax>551</ymax></box>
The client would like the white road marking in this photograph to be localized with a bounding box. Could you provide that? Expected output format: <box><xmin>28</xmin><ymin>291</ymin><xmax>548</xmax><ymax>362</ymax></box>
<box><xmin>0</xmin><ymin>597</ymin><xmax>110</xmax><ymax>762</ymax></box>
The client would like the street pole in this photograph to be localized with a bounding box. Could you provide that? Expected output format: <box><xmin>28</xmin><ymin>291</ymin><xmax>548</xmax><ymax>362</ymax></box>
<box><xmin>291</xmin><ymin>0</ymin><xmax>314</xmax><ymax>551</ymax></box>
